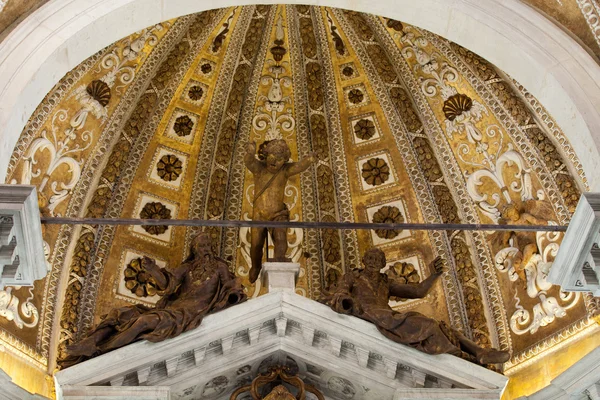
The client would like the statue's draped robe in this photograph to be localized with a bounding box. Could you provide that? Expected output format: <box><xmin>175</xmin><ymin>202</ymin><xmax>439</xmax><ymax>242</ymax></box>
<box><xmin>324</xmin><ymin>271</ymin><xmax>459</xmax><ymax>355</ymax></box>
<box><xmin>88</xmin><ymin>258</ymin><xmax>245</xmax><ymax>348</ymax></box>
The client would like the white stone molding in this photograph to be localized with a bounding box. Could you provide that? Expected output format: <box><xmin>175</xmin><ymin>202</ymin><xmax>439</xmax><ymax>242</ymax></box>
<box><xmin>54</xmin><ymin>292</ymin><xmax>507</xmax><ymax>400</ymax></box>
<box><xmin>261</xmin><ymin>261</ymin><xmax>300</xmax><ymax>292</ymax></box>
<box><xmin>0</xmin><ymin>184</ymin><xmax>46</xmax><ymax>289</ymax></box>
<box><xmin>0</xmin><ymin>368</ymin><xmax>48</xmax><ymax>400</ymax></box>
<box><xmin>0</xmin><ymin>0</ymin><xmax>599</xmax><ymax>192</ymax></box>
<box><xmin>549</xmin><ymin>192</ymin><xmax>600</xmax><ymax>295</ymax></box>
<box><xmin>518</xmin><ymin>346</ymin><xmax>600</xmax><ymax>400</ymax></box>
<box><xmin>58</xmin><ymin>386</ymin><xmax>170</xmax><ymax>400</ymax></box>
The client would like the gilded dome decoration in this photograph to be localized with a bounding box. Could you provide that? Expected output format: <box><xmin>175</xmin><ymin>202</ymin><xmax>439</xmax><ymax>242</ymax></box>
<box><xmin>85</xmin><ymin>80</ymin><xmax>111</xmax><ymax>107</ymax></box>
<box><xmin>323</xmin><ymin>225</ymin><xmax>342</xmax><ymax>264</ymax></box>
<box><xmin>387</xmin><ymin>261</ymin><xmax>420</xmax><ymax>283</ymax></box>
<box><xmin>156</xmin><ymin>154</ymin><xmax>183</xmax><ymax>182</ymax></box>
<box><xmin>325</xmin><ymin>268</ymin><xmax>341</xmax><ymax>289</ymax></box>
<box><xmin>139</xmin><ymin>202</ymin><xmax>172</xmax><ymax>235</ymax></box>
<box><xmin>361</xmin><ymin>157</ymin><xmax>390</xmax><ymax>186</ymax></box>
<box><xmin>173</xmin><ymin>115</ymin><xmax>194</xmax><ymax>136</ymax></box>
<box><xmin>200</xmin><ymin>62</ymin><xmax>213</xmax><ymax>74</ymax></box>
<box><xmin>342</xmin><ymin>65</ymin><xmax>354</xmax><ymax>77</ymax></box>
<box><xmin>124</xmin><ymin>258</ymin><xmax>158</xmax><ymax>297</ymax></box>
<box><xmin>443</xmin><ymin>93</ymin><xmax>473</xmax><ymax>121</ymax></box>
<box><xmin>348</xmin><ymin>88</ymin><xmax>364</xmax><ymax>104</ymax></box>
<box><xmin>270</xmin><ymin>43</ymin><xmax>287</xmax><ymax>62</ymax></box>
<box><xmin>188</xmin><ymin>85</ymin><xmax>204</xmax><ymax>101</ymax></box>
<box><xmin>3</xmin><ymin>6</ymin><xmax>593</xmax><ymax>397</ymax></box>
<box><xmin>386</xmin><ymin>18</ymin><xmax>404</xmax><ymax>32</ymax></box>
<box><xmin>354</xmin><ymin>118</ymin><xmax>376</xmax><ymax>140</ymax></box>
<box><xmin>371</xmin><ymin>205</ymin><xmax>404</xmax><ymax>239</ymax></box>
<box><xmin>305</xmin><ymin>62</ymin><xmax>323</xmax><ymax>107</ymax></box>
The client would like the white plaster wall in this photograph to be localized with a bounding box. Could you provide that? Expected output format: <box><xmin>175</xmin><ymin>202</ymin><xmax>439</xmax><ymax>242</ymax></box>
<box><xmin>0</xmin><ymin>0</ymin><xmax>599</xmax><ymax>189</ymax></box>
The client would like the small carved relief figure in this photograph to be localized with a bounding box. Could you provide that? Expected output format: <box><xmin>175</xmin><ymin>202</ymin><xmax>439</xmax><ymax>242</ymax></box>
<box><xmin>244</xmin><ymin>140</ymin><xmax>316</xmax><ymax>283</ymax></box>
<box><xmin>230</xmin><ymin>366</ymin><xmax>324</xmax><ymax>400</ymax></box>
<box><xmin>322</xmin><ymin>248</ymin><xmax>510</xmax><ymax>365</ymax></box>
<box><xmin>59</xmin><ymin>233</ymin><xmax>246</xmax><ymax>368</ymax></box>
<box><xmin>491</xmin><ymin>200</ymin><xmax>551</xmax><ymax>281</ymax></box>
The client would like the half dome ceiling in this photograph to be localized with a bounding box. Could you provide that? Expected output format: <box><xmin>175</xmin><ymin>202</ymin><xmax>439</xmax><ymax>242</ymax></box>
<box><xmin>2</xmin><ymin>4</ymin><xmax>596</xmax><ymax>379</ymax></box>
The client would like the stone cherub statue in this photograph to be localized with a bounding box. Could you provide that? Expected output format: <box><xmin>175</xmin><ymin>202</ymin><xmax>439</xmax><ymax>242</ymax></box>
<box><xmin>491</xmin><ymin>200</ymin><xmax>552</xmax><ymax>281</ymax></box>
<box><xmin>244</xmin><ymin>139</ymin><xmax>316</xmax><ymax>283</ymax></box>
<box><xmin>59</xmin><ymin>233</ymin><xmax>246</xmax><ymax>368</ymax></box>
<box><xmin>322</xmin><ymin>248</ymin><xmax>510</xmax><ymax>365</ymax></box>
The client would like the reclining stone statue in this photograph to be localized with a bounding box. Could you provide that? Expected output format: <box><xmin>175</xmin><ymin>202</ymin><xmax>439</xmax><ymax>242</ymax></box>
<box><xmin>59</xmin><ymin>233</ymin><xmax>246</xmax><ymax>368</ymax></box>
<box><xmin>322</xmin><ymin>247</ymin><xmax>510</xmax><ymax>365</ymax></box>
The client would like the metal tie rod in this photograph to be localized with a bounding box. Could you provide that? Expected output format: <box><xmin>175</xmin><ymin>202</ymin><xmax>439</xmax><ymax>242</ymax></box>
<box><xmin>40</xmin><ymin>217</ymin><xmax>567</xmax><ymax>232</ymax></box>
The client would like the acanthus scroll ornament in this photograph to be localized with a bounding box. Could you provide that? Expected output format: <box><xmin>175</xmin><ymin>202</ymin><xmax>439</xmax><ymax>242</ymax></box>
<box><xmin>12</xmin><ymin>24</ymin><xmax>165</xmax><ymax>215</ymax></box>
<box><xmin>401</xmin><ymin>32</ymin><xmax>457</xmax><ymax>99</ymax></box>
<box><xmin>495</xmin><ymin>222</ymin><xmax>580</xmax><ymax>335</ymax></box>
<box><xmin>16</xmin><ymin>111</ymin><xmax>93</xmax><ymax>216</ymax></box>
<box><xmin>401</xmin><ymin>28</ymin><xmax>488</xmax><ymax>144</ymax></box>
<box><xmin>252</xmin><ymin>13</ymin><xmax>295</xmax><ymax>141</ymax></box>
<box><xmin>0</xmin><ymin>287</ymin><xmax>39</xmax><ymax>329</ymax></box>
<box><xmin>459</xmin><ymin>125</ymin><xmax>539</xmax><ymax>223</ymax></box>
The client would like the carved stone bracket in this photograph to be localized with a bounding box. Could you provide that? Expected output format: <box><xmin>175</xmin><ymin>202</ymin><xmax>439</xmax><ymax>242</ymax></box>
<box><xmin>549</xmin><ymin>192</ymin><xmax>600</xmax><ymax>295</ymax></box>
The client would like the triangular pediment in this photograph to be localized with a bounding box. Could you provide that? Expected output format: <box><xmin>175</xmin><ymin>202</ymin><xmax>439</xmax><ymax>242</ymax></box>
<box><xmin>55</xmin><ymin>292</ymin><xmax>507</xmax><ymax>400</ymax></box>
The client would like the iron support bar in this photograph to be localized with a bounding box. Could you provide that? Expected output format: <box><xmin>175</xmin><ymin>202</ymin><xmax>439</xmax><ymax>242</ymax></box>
<box><xmin>40</xmin><ymin>217</ymin><xmax>568</xmax><ymax>232</ymax></box>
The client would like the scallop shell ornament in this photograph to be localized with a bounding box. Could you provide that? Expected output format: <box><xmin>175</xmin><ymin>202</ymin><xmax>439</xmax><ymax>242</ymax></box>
<box><xmin>86</xmin><ymin>80</ymin><xmax>111</xmax><ymax>107</ymax></box>
<box><xmin>443</xmin><ymin>93</ymin><xmax>473</xmax><ymax>121</ymax></box>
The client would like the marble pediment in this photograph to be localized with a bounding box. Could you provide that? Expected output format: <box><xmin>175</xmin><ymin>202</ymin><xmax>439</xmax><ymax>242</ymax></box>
<box><xmin>55</xmin><ymin>292</ymin><xmax>507</xmax><ymax>400</ymax></box>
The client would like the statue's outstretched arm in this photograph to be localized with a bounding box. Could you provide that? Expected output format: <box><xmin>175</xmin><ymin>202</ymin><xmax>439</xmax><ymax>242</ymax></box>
<box><xmin>388</xmin><ymin>257</ymin><xmax>445</xmax><ymax>299</ymax></box>
<box><xmin>286</xmin><ymin>152</ymin><xmax>317</xmax><ymax>176</ymax></box>
<box><xmin>244</xmin><ymin>141</ymin><xmax>263</xmax><ymax>173</ymax></box>
<box><xmin>325</xmin><ymin>272</ymin><xmax>355</xmax><ymax>314</ymax></box>
<box><xmin>140</xmin><ymin>257</ymin><xmax>169</xmax><ymax>289</ymax></box>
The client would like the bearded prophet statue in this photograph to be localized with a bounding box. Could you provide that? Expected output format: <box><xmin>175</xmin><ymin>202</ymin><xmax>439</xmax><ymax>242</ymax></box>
<box><xmin>244</xmin><ymin>139</ymin><xmax>316</xmax><ymax>283</ymax></box>
<box><xmin>322</xmin><ymin>248</ymin><xmax>510</xmax><ymax>365</ymax></box>
<box><xmin>59</xmin><ymin>233</ymin><xmax>246</xmax><ymax>368</ymax></box>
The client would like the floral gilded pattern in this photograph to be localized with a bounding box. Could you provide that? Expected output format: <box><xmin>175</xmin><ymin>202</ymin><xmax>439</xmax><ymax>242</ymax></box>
<box><xmin>200</xmin><ymin>63</ymin><xmax>212</xmax><ymax>74</ymax></box>
<box><xmin>361</xmin><ymin>157</ymin><xmax>390</xmax><ymax>186</ymax></box>
<box><xmin>188</xmin><ymin>85</ymin><xmax>204</xmax><ymax>101</ymax></box>
<box><xmin>124</xmin><ymin>258</ymin><xmax>159</xmax><ymax>297</ymax></box>
<box><xmin>173</xmin><ymin>115</ymin><xmax>194</xmax><ymax>136</ymax></box>
<box><xmin>354</xmin><ymin>119</ymin><xmax>376</xmax><ymax>140</ymax></box>
<box><xmin>342</xmin><ymin>66</ymin><xmax>354</xmax><ymax>77</ymax></box>
<box><xmin>156</xmin><ymin>154</ymin><xmax>183</xmax><ymax>181</ymax></box>
<box><xmin>139</xmin><ymin>202</ymin><xmax>172</xmax><ymax>235</ymax></box>
<box><xmin>372</xmin><ymin>205</ymin><xmax>404</xmax><ymax>239</ymax></box>
<box><xmin>348</xmin><ymin>88</ymin><xmax>364</xmax><ymax>104</ymax></box>
<box><xmin>386</xmin><ymin>261</ymin><xmax>420</xmax><ymax>283</ymax></box>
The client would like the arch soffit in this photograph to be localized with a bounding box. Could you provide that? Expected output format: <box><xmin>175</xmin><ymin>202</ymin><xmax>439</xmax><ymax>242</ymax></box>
<box><xmin>0</xmin><ymin>0</ymin><xmax>599</xmax><ymax>188</ymax></box>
